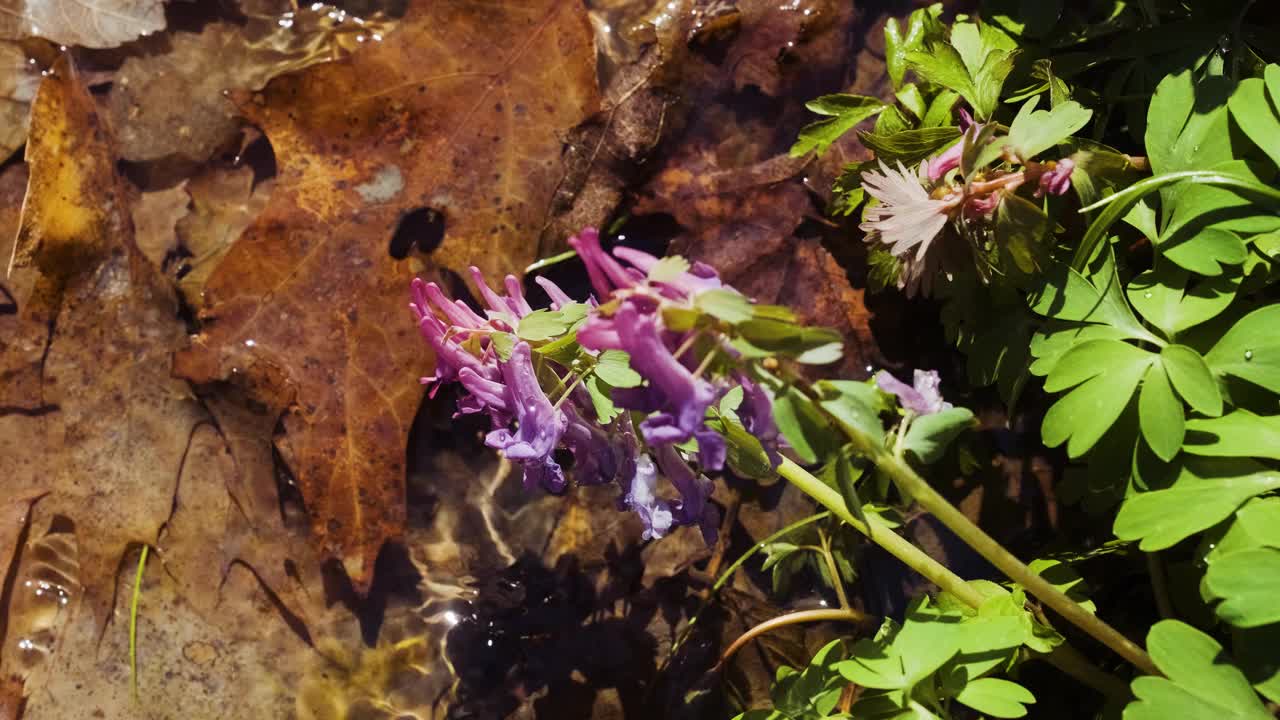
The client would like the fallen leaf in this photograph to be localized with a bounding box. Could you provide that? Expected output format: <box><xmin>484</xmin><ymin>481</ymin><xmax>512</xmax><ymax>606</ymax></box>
<box><xmin>0</xmin><ymin>41</ymin><xmax>37</xmax><ymax>163</ymax></box>
<box><xmin>4</xmin><ymin>57</ymin><xmax>208</xmax><ymax>624</ymax></box>
<box><xmin>0</xmin><ymin>0</ymin><xmax>165</xmax><ymax>48</ymax></box>
<box><xmin>107</xmin><ymin>6</ymin><xmax>386</xmax><ymax>163</ymax></box>
<box><xmin>130</xmin><ymin>181</ymin><xmax>190</xmax><ymax>269</ymax></box>
<box><xmin>174</xmin><ymin>164</ymin><xmax>273</xmax><ymax>305</ymax></box>
<box><xmin>174</xmin><ymin>0</ymin><xmax>601</xmax><ymax>592</ymax></box>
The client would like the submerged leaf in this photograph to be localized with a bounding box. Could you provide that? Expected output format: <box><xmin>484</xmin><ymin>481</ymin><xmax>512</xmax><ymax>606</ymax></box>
<box><xmin>0</xmin><ymin>0</ymin><xmax>165</xmax><ymax>48</ymax></box>
<box><xmin>173</xmin><ymin>0</ymin><xmax>601</xmax><ymax>592</ymax></box>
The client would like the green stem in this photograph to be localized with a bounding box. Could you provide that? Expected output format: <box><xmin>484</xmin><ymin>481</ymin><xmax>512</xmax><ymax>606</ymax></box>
<box><xmin>718</xmin><ymin>608</ymin><xmax>868</xmax><ymax>667</ymax></box>
<box><xmin>129</xmin><ymin>545</ymin><xmax>149</xmax><ymax>702</ymax></box>
<box><xmin>1073</xmin><ymin>169</ymin><xmax>1280</xmax><ymax>269</ymax></box>
<box><xmin>872</xmin><ymin>452</ymin><xmax>1159</xmax><ymax>677</ymax></box>
<box><xmin>779</xmin><ymin>458</ymin><xmax>985</xmax><ymax>608</ymax></box>
<box><xmin>779</xmin><ymin>459</ymin><xmax>1137</xmax><ymax>699</ymax></box>
<box><xmin>818</xmin><ymin>528</ymin><xmax>852</xmax><ymax>610</ymax></box>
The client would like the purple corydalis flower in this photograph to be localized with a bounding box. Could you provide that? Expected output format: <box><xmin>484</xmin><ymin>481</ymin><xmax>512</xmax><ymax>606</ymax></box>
<box><xmin>482</xmin><ymin>342</ymin><xmax>569</xmax><ymax>493</ymax></box>
<box><xmin>737</xmin><ymin>375</ymin><xmax>782</xmax><ymax>467</ymax></box>
<box><xmin>1035</xmin><ymin>158</ymin><xmax>1076</xmax><ymax>198</ymax></box>
<box><xmin>876</xmin><ymin>369</ymin><xmax>952</xmax><ymax>416</ymax></box>
<box><xmin>607</xmin><ymin>300</ymin><xmax>726</xmax><ymax>470</ymax></box>
<box><xmin>568</xmin><ymin>227</ymin><xmax>643</xmax><ymax>298</ymax></box>
<box><xmin>625</xmin><ymin>455</ymin><xmax>676</xmax><ymax>540</ymax></box>
<box><xmin>656</xmin><ymin>444</ymin><xmax>718</xmax><ymax>544</ymax></box>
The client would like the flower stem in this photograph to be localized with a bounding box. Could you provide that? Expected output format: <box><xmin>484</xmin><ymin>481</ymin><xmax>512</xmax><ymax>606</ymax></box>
<box><xmin>873</xmin><ymin>452</ymin><xmax>1159</xmax><ymax>677</ymax></box>
<box><xmin>778</xmin><ymin>459</ymin><xmax>1136</xmax><ymax>699</ymax></box>
<box><xmin>718</xmin><ymin>608</ymin><xmax>869</xmax><ymax>667</ymax></box>
<box><xmin>778</xmin><ymin>458</ymin><xmax>985</xmax><ymax>608</ymax></box>
<box><xmin>818</xmin><ymin>528</ymin><xmax>852</xmax><ymax>610</ymax></box>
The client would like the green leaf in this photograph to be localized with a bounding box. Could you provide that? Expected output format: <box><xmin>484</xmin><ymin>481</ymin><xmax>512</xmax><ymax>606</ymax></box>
<box><xmin>712</xmin><ymin>411</ymin><xmax>777</xmax><ymax>481</ymax></box>
<box><xmin>489</xmin><ymin>331</ymin><xmax>516</xmax><ymax>361</ymax></box>
<box><xmin>1145</xmin><ymin>70</ymin><xmax>1235</xmax><ymax>175</ymax></box>
<box><xmin>594</xmin><ymin>349</ymin><xmax>642</xmax><ymax>388</ymax></box>
<box><xmin>1139</xmin><ymin>362</ymin><xmax>1184</xmax><ymax>462</ymax></box>
<box><xmin>817</xmin><ymin>380</ymin><xmax>887</xmax><ymax>450</ymax></box>
<box><xmin>1124</xmin><ymin>621</ymin><xmax>1271</xmax><ymax>720</ymax></box>
<box><xmin>922</xmin><ymin>89</ymin><xmax>960</xmax><ymax>127</ymax></box>
<box><xmin>1238</xmin><ymin>497</ymin><xmax>1280</xmax><ymax>548</ymax></box>
<box><xmin>1229</xmin><ymin>74</ymin><xmax>1280</xmax><ymax>170</ymax></box>
<box><xmin>971</xmin><ymin>49</ymin><xmax>1017</xmax><ymax>120</ymax></box>
<box><xmin>977</xmin><ymin>98</ymin><xmax>1091</xmax><ymax>167</ymax></box>
<box><xmin>1029</xmin><ymin>558</ymin><xmax>1096</xmax><ymax>614</ymax></box>
<box><xmin>836</xmin><ymin>601</ymin><xmax>962</xmax><ymax>692</ymax></box>
<box><xmin>1204</xmin><ymin>548</ymin><xmax>1280</xmax><ymax>627</ymax></box>
<box><xmin>696</xmin><ymin>288</ymin><xmax>753</xmax><ymax>325</ymax></box>
<box><xmin>1114</xmin><ymin>466</ymin><xmax>1280</xmax><ymax>550</ymax></box>
<box><xmin>585</xmin><ymin>375</ymin><xmax>620</xmax><ymax>423</ymax></box>
<box><xmin>791</xmin><ymin>94</ymin><xmax>887</xmax><ymax>157</ymax></box>
<box><xmin>1206</xmin><ymin>305</ymin><xmax>1280</xmax><ymax>393</ymax></box>
<box><xmin>903</xmin><ymin>408</ymin><xmax>974</xmax><ymax>464</ymax></box>
<box><xmin>647</xmin><ymin>255</ymin><xmax>690</xmax><ymax>284</ymax></box>
<box><xmin>738</xmin><ymin>319</ymin><xmax>845</xmax><ymax>360</ymax></box>
<box><xmin>996</xmin><ymin>194</ymin><xmax>1050</xmax><ymax>273</ymax></box>
<box><xmin>719</xmin><ymin>385</ymin><xmax>744</xmax><ymax>414</ymax></box>
<box><xmin>1161</xmin><ymin>227</ymin><xmax>1249</xmax><ymax>277</ymax></box>
<box><xmin>518</xmin><ymin>308</ymin><xmax>571</xmax><ymax>341</ymax></box>
<box><xmin>906</xmin><ymin>44</ymin><xmax>975</xmax><ymax>101</ymax></box>
<box><xmin>955</xmin><ymin>678</ymin><xmax>1036</xmax><ymax>719</ymax></box>
<box><xmin>858</xmin><ymin>127</ymin><xmax>962</xmax><ymax>167</ymax></box>
<box><xmin>1234</xmin><ymin>623</ymin><xmax>1280</xmax><ymax>703</ymax></box>
<box><xmin>884</xmin><ymin>8</ymin><xmax>941</xmax><ymax>88</ymax></box>
<box><xmin>1160</xmin><ymin>345</ymin><xmax>1223</xmax><ymax>417</ymax></box>
<box><xmin>1042</xmin><ymin>346</ymin><xmax>1151</xmax><ymax>458</ymax></box>
<box><xmin>770</xmin><ymin>386</ymin><xmax>833</xmax><ymax>465</ymax></box>
<box><xmin>1127</xmin><ymin>263</ymin><xmax>1240</xmax><ymax>337</ymax></box>
<box><xmin>833</xmin><ymin>450</ymin><xmax>864</xmax><ymax>523</ymax></box>
<box><xmin>1185</xmin><ymin>411</ymin><xmax>1280</xmax><ymax>460</ymax></box>
<box><xmin>1030</xmin><ymin>253</ymin><xmax>1153</xmax><ymax>342</ymax></box>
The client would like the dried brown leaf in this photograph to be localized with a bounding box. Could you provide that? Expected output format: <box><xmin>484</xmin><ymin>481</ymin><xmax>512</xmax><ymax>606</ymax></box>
<box><xmin>0</xmin><ymin>0</ymin><xmax>165</xmax><ymax>48</ymax></box>
<box><xmin>107</xmin><ymin>8</ymin><xmax>373</xmax><ymax>163</ymax></box>
<box><xmin>4</xmin><ymin>58</ymin><xmax>207</xmax><ymax>624</ymax></box>
<box><xmin>174</xmin><ymin>0</ymin><xmax>601</xmax><ymax>592</ymax></box>
<box><xmin>130</xmin><ymin>181</ymin><xmax>190</xmax><ymax>269</ymax></box>
<box><xmin>174</xmin><ymin>164</ymin><xmax>273</xmax><ymax>305</ymax></box>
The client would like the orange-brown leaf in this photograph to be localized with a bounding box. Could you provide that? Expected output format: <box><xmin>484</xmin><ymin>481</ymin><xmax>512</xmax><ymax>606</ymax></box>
<box><xmin>173</xmin><ymin>0</ymin><xmax>600</xmax><ymax>591</ymax></box>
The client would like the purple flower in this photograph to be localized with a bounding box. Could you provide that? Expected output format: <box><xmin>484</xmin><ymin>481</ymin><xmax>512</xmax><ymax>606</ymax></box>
<box><xmin>567</xmin><ymin>227</ymin><xmax>643</xmax><ymax>298</ymax></box>
<box><xmin>483</xmin><ymin>342</ymin><xmax>569</xmax><ymax>493</ymax></box>
<box><xmin>1035</xmin><ymin>158</ymin><xmax>1076</xmax><ymax>198</ymax></box>
<box><xmin>737</xmin><ymin>374</ymin><xmax>782</xmax><ymax>467</ymax></box>
<box><xmin>604</xmin><ymin>300</ymin><xmax>726</xmax><ymax>470</ymax></box>
<box><xmin>624</xmin><ymin>455</ymin><xmax>676</xmax><ymax>540</ymax></box>
<box><xmin>562</xmin><ymin>405</ymin><xmax>622</xmax><ymax>486</ymax></box>
<box><xmin>656</xmin><ymin>444</ymin><xmax>719</xmax><ymax>544</ymax></box>
<box><xmin>876</xmin><ymin>369</ymin><xmax>952</xmax><ymax>416</ymax></box>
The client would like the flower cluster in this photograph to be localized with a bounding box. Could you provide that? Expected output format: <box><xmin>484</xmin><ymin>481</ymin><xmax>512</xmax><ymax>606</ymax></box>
<box><xmin>409</xmin><ymin>228</ymin><xmax>785</xmax><ymax>542</ymax></box>
<box><xmin>860</xmin><ymin>109</ymin><xmax>1078</xmax><ymax>296</ymax></box>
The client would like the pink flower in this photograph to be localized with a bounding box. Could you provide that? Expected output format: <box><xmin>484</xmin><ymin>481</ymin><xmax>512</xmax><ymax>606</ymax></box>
<box><xmin>1035</xmin><ymin>158</ymin><xmax>1076</xmax><ymax>198</ymax></box>
<box><xmin>860</xmin><ymin>160</ymin><xmax>960</xmax><ymax>264</ymax></box>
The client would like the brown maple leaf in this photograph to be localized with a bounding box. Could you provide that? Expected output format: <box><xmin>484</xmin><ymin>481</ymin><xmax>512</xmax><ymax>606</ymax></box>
<box><xmin>174</xmin><ymin>0</ymin><xmax>601</xmax><ymax>592</ymax></box>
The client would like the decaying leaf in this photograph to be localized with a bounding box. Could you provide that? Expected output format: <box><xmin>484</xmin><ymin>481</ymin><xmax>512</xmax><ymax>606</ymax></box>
<box><xmin>174</xmin><ymin>0</ymin><xmax>601</xmax><ymax>591</ymax></box>
<box><xmin>0</xmin><ymin>0</ymin><xmax>165</xmax><ymax>48</ymax></box>
<box><xmin>0</xmin><ymin>41</ymin><xmax>37</xmax><ymax>163</ymax></box>
<box><xmin>174</xmin><ymin>164</ymin><xmax>273</xmax><ymax>305</ymax></box>
<box><xmin>3</xmin><ymin>57</ymin><xmax>207</xmax><ymax>623</ymax></box>
<box><xmin>108</xmin><ymin>5</ymin><xmax>393</xmax><ymax>163</ymax></box>
<box><xmin>130</xmin><ymin>181</ymin><xmax>190</xmax><ymax>269</ymax></box>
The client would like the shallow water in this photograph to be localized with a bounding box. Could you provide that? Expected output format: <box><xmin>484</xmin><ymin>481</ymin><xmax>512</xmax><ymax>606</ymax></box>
<box><xmin>0</xmin><ymin>0</ymin><xmax>953</xmax><ymax>717</ymax></box>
